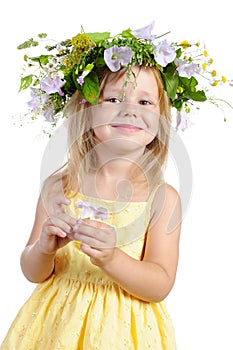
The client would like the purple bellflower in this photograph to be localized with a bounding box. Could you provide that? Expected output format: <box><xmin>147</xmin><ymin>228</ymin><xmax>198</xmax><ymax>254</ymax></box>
<box><xmin>176</xmin><ymin>59</ymin><xmax>200</xmax><ymax>78</ymax></box>
<box><xmin>41</xmin><ymin>76</ymin><xmax>66</xmax><ymax>96</ymax></box>
<box><xmin>176</xmin><ymin>110</ymin><xmax>193</xmax><ymax>131</ymax></box>
<box><xmin>27</xmin><ymin>87</ymin><xmax>49</xmax><ymax>112</ymax></box>
<box><xmin>104</xmin><ymin>45</ymin><xmax>134</xmax><ymax>72</ymax></box>
<box><xmin>132</xmin><ymin>21</ymin><xmax>156</xmax><ymax>41</ymax></box>
<box><xmin>154</xmin><ymin>40</ymin><xmax>176</xmax><ymax>67</ymax></box>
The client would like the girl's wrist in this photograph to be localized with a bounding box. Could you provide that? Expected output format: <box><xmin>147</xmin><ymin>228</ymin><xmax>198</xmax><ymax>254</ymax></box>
<box><xmin>34</xmin><ymin>239</ymin><xmax>56</xmax><ymax>259</ymax></box>
<box><xmin>100</xmin><ymin>247</ymin><xmax>121</xmax><ymax>271</ymax></box>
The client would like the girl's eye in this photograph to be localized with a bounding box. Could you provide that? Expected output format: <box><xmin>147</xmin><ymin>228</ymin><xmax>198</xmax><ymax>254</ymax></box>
<box><xmin>139</xmin><ymin>100</ymin><xmax>151</xmax><ymax>105</ymax></box>
<box><xmin>106</xmin><ymin>97</ymin><xmax>121</xmax><ymax>103</ymax></box>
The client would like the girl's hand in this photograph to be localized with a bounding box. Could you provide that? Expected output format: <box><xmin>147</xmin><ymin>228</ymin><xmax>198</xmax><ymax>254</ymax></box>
<box><xmin>39</xmin><ymin>196</ymin><xmax>77</xmax><ymax>255</ymax></box>
<box><xmin>73</xmin><ymin>219</ymin><xmax>117</xmax><ymax>267</ymax></box>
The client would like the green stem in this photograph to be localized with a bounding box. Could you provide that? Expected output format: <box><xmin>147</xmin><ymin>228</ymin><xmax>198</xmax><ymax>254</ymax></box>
<box><xmin>210</xmin><ymin>98</ymin><xmax>233</xmax><ymax>110</ymax></box>
<box><xmin>155</xmin><ymin>31</ymin><xmax>171</xmax><ymax>40</ymax></box>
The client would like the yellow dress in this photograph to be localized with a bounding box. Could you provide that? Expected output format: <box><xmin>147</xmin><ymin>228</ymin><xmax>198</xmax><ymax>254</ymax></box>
<box><xmin>0</xmin><ymin>191</ymin><xmax>177</xmax><ymax>350</ymax></box>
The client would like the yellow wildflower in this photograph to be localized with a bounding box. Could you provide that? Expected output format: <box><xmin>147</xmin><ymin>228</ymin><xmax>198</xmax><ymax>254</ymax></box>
<box><xmin>71</xmin><ymin>33</ymin><xmax>91</xmax><ymax>51</ymax></box>
<box><xmin>202</xmin><ymin>62</ymin><xmax>207</xmax><ymax>70</ymax></box>
<box><xmin>212</xmin><ymin>80</ymin><xmax>219</xmax><ymax>86</ymax></box>
<box><xmin>23</xmin><ymin>54</ymin><xmax>28</xmax><ymax>61</ymax></box>
<box><xmin>180</xmin><ymin>40</ymin><xmax>190</xmax><ymax>49</ymax></box>
<box><xmin>211</xmin><ymin>70</ymin><xmax>217</xmax><ymax>77</ymax></box>
<box><xmin>195</xmin><ymin>41</ymin><xmax>201</xmax><ymax>47</ymax></box>
<box><xmin>208</xmin><ymin>58</ymin><xmax>213</xmax><ymax>64</ymax></box>
<box><xmin>177</xmin><ymin>86</ymin><xmax>184</xmax><ymax>94</ymax></box>
<box><xmin>222</xmin><ymin>76</ymin><xmax>227</xmax><ymax>83</ymax></box>
<box><xmin>203</xmin><ymin>49</ymin><xmax>208</xmax><ymax>57</ymax></box>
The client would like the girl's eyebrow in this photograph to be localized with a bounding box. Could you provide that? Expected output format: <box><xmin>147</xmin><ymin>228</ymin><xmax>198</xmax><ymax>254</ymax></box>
<box><xmin>104</xmin><ymin>88</ymin><xmax>156</xmax><ymax>96</ymax></box>
<box><xmin>103</xmin><ymin>88</ymin><xmax>122</xmax><ymax>95</ymax></box>
<box><xmin>138</xmin><ymin>91</ymin><xmax>155</xmax><ymax>97</ymax></box>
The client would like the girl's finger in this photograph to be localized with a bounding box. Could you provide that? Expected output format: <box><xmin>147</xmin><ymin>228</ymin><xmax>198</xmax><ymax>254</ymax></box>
<box><xmin>75</xmin><ymin>231</ymin><xmax>116</xmax><ymax>248</ymax></box>
<box><xmin>44</xmin><ymin>215</ymin><xmax>73</xmax><ymax>236</ymax></box>
<box><xmin>42</xmin><ymin>222</ymin><xmax>67</xmax><ymax>238</ymax></box>
<box><xmin>53</xmin><ymin>196</ymin><xmax>71</xmax><ymax>214</ymax></box>
<box><xmin>55</xmin><ymin>212</ymin><xmax>77</xmax><ymax>228</ymax></box>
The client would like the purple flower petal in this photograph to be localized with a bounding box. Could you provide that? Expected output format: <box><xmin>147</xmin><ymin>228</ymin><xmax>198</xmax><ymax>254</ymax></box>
<box><xmin>104</xmin><ymin>45</ymin><xmax>134</xmax><ymax>72</ymax></box>
<box><xmin>176</xmin><ymin>59</ymin><xmax>200</xmax><ymax>78</ymax></box>
<box><xmin>132</xmin><ymin>21</ymin><xmax>155</xmax><ymax>41</ymax></box>
<box><xmin>42</xmin><ymin>104</ymin><xmax>55</xmax><ymax>122</ymax></box>
<box><xmin>75</xmin><ymin>201</ymin><xmax>108</xmax><ymax>220</ymax></box>
<box><xmin>41</xmin><ymin>76</ymin><xmax>66</xmax><ymax>96</ymax></box>
<box><xmin>79</xmin><ymin>98</ymin><xmax>87</xmax><ymax>105</ymax></box>
<box><xmin>176</xmin><ymin>110</ymin><xmax>193</xmax><ymax>131</ymax></box>
<box><xmin>77</xmin><ymin>76</ymin><xmax>84</xmax><ymax>86</ymax></box>
<box><xmin>27</xmin><ymin>88</ymin><xmax>49</xmax><ymax>111</ymax></box>
<box><xmin>154</xmin><ymin>40</ymin><xmax>176</xmax><ymax>67</ymax></box>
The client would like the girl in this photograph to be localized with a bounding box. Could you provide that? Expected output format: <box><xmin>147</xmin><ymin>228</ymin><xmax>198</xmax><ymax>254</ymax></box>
<box><xmin>3</xmin><ymin>21</ymin><xmax>225</xmax><ymax>349</ymax></box>
<box><xmin>1</xmin><ymin>63</ymin><xmax>181</xmax><ymax>349</ymax></box>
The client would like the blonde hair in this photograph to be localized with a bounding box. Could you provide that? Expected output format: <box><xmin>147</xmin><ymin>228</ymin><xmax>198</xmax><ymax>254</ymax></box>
<box><xmin>54</xmin><ymin>66</ymin><xmax>171</xmax><ymax>197</ymax></box>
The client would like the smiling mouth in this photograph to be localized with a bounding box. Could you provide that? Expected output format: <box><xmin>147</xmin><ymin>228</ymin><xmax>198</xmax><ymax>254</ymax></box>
<box><xmin>111</xmin><ymin>124</ymin><xmax>143</xmax><ymax>132</ymax></box>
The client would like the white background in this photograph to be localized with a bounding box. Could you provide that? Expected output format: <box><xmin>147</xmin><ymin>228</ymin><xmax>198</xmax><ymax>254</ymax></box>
<box><xmin>1</xmin><ymin>1</ymin><xmax>233</xmax><ymax>349</ymax></box>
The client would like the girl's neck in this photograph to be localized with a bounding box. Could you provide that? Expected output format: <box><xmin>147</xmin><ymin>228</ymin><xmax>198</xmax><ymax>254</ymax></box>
<box><xmin>94</xmin><ymin>143</ymin><xmax>146</xmax><ymax>177</ymax></box>
<box><xmin>80</xmin><ymin>158</ymin><xmax>150</xmax><ymax>202</ymax></box>
<box><xmin>96</xmin><ymin>158</ymin><xmax>136</xmax><ymax>179</ymax></box>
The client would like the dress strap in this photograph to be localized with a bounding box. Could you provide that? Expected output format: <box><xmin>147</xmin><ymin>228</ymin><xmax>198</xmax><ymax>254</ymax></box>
<box><xmin>147</xmin><ymin>181</ymin><xmax>166</xmax><ymax>204</ymax></box>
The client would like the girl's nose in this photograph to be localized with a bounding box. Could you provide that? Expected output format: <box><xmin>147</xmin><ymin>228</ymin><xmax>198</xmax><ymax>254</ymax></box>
<box><xmin>122</xmin><ymin>103</ymin><xmax>138</xmax><ymax>118</ymax></box>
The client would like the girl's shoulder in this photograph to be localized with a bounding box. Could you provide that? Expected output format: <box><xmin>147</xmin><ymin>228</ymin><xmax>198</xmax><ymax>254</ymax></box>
<box><xmin>146</xmin><ymin>182</ymin><xmax>180</xmax><ymax>203</ymax></box>
<box><xmin>40</xmin><ymin>172</ymin><xmax>65</xmax><ymax>209</ymax></box>
<box><xmin>152</xmin><ymin>182</ymin><xmax>180</xmax><ymax>200</ymax></box>
<box><xmin>150</xmin><ymin>182</ymin><xmax>181</xmax><ymax>225</ymax></box>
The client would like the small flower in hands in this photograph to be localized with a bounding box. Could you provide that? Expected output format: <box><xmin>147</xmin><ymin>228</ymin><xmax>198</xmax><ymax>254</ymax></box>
<box><xmin>75</xmin><ymin>201</ymin><xmax>108</xmax><ymax>220</ymax></box>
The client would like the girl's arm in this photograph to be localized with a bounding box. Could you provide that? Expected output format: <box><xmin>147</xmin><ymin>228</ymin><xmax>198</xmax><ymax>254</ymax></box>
<box><xmin>80</xmin><ymin>183</ymin><xmax>181</xmax><ymax>302</ymax></box>
<box><xmin>20</xmin><ymin>181</ymin><xmax>77</xmax><ymax>283</ymax></box>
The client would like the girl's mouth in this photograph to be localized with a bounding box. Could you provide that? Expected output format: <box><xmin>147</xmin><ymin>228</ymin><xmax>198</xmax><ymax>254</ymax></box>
<box><xmin>111</xmin><ymin>124</ymin><xmax>143</xmax><ymax>133</ymax></box>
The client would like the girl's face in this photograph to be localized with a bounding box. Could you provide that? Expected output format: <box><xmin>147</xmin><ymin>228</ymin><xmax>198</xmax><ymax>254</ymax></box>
<box><xmin>92</xmin><ymin>66</ymin><xmax>161</xmax><ymax>154</ymax></box>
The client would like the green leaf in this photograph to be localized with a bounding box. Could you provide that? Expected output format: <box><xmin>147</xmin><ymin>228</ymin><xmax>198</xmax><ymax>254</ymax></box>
<box><xmin>188</xmin><ymin>90</ymin><xmax>207</xmax><ymax>102</ymax></box>
<box><xmin>176</xmin><ymin>48</ymin><xmax>182</xmax><ymax>58</ymax></box>
<box><xmin>77</xmin><ymin>71</ymin><xmax>100</xmax><ymax>104</ymax></box>
<box><xmin>63</xmin><ymin>71</ymin><xmax>76</xmax><ymax>96</ymax></box>
<box><xmin>19</xmin><ymin>75</ymin><xmax>33</xmax><ymax>91</ymax></box>
<box><xmin>38</xmin><ymin>33</ymin><xmax>47</xmax><ymax>39</ymax></box>
<box><xmin>162</xmin><ymin>71</ymin><xmax>179</xmax><ymax>100</ymax></box>
<box><xmin>179</xmin><ymin>77</ymin><xmax>207</xmax><ymax>101</ymax></box>
<box><xmin>95</xmin><ymin>56</ymin><xmax>105</xmax><ymax>67</ymax></box>
<box><xmin>87</xmin><ymin>32</ymin><xmax>110</xmax><ymax>43</ymax></box>
<box><xmin>85</xmin><ymin>63</ymin><xmax>94</xmax><ymax>72</ymax></box>
<box><xmin>179</xmin><ymin>76</ymin><xmax>198</xmax><ymax>90</ymax></box>
<box><xmin>172</xmin><ymin>99</ymin><xmax>183</xmax><ymax>110</ymax></box>
<box><xmin>17</xmin><ymin>38</ymin><xmax>39</xmax><ymax>50</ymax></box>
<box><xmin>82</xmin><ymin>72</ymin><xmax>99</xmax><ymax>104</ymax></box>
<box><xmin>30</xmin><ymin>55</ymin><xmax>50</xmax><ymax>65</ymax></box>
<box><xmin>121</xmin><ymin>29</ymin><xmax>134</xmax><ymax>38</ymax></box>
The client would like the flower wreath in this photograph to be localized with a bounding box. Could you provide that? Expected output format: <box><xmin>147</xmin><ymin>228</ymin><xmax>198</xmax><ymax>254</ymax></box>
<box><xmin>17</xmin><ymin>21</ymin><xmax>232</xmax><ymax>133</ymax></box>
